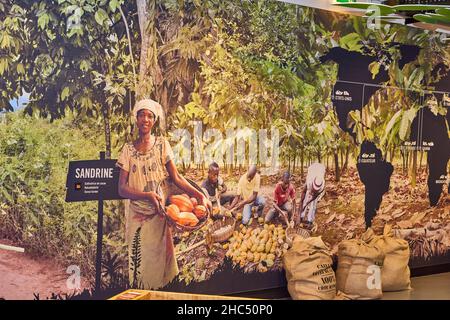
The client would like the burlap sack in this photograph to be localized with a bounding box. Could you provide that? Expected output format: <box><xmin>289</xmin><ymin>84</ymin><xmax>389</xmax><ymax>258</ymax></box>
<box><xmin>336</xmin><ymin>236</ymin><xmax>385</xmax><ymax>300</ymax></box>
<box><xmin>283</xmin><ymin>236</ymin><xmax>336</xmax><ymax>300</ymax></box>
<box><xmin>363</xmin><ymin>225</ymin><xmax>411</xmax><ymax>291</ymax></box>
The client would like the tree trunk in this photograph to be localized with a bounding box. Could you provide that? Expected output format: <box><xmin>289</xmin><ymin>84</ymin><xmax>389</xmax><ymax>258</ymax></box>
<box><xmin>410</xmin><ymin>150</ymin><xmax>417</xmax><ymax>188</ymax></box>
<box><xmin>293</xmin><ymin>152</ymin><xmax>296</xmax><ymax>173</ymax></box>
<box><xmin>401</xmin><ymin>149</ymin><xmax>405</xmax><ymax>174</ymax></box>
<box><xmin>390</xmin><ymin>145</ymin><xmax>395</xmax><ymax>163</ymax></box>
<box><xmin>136</xmin><ymin>0</ymin><xmax>167</xmax><ymax>130</ymax></box>
<box><xmin>300</xmin><ymin>149</ymin><xmax>304</xmax><ymax>178</ymax></box>
<box><xmin>405</xmin><ymin>150</ymin><xmax>410</xmax><ymax>176</ymax></box>
<box><xmin>419</xmin><ymin>150</ymin><xmax>424</xmax><ymax>170</ymax></box>
<box><xmin>288</xmin><ymin>152</ymin><xmax>291</xmax><ymax>172</ymax></box>
<box><xmin>343</xmin><ymin>146</ymin><xmax>350</xmax><ymax>172</ymax></box>
<box><xmin>334</xmin><ymin>152</ymin><xmax>340</xmax><ymax>182</ymax></box>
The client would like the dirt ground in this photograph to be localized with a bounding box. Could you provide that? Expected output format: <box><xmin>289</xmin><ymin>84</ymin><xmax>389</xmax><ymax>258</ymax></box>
<box><xmin>0</xmin><ymin>239</ymin><xmax>89</xmax><ymax>300</ymax></box>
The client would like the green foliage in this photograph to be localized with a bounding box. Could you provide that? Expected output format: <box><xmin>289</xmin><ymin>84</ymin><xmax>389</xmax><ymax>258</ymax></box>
<box><xmin>0</xmin><ymin>112</ymin><xmax>126</xmax><ymax>278</ymax></box>
<box><xmin>130</xmin><ymin>226</ymin><xmax>142</xmax><ymax>289</ymax></box>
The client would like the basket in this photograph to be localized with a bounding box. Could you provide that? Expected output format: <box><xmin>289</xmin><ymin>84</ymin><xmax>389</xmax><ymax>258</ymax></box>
<box><xmin>285</xmin><ymin>226</ymin><xmax>311</xmax><ymax>247</ymax></box>
<box><xmin>205</xmin><ymin>216</ymin><xmax>236</xmax><ymax>247</ymax></box>
<box><xmin>156</xmin><ymin>178</ymin><xmax>210</xmax><ymax>232</ymax></box>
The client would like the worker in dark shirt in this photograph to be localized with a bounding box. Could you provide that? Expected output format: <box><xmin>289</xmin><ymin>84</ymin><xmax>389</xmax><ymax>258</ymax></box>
<box><xmin>201</xmin><ymin>162</ymin><xmax>234</xmax><ymax>206</ymax></box>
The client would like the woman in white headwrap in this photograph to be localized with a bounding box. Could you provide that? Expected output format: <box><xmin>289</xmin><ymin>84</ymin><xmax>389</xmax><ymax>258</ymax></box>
<box><xmin>117</xmin><ymin>99</ymin><xmax>211</xmax><ymax>289</ymax></box>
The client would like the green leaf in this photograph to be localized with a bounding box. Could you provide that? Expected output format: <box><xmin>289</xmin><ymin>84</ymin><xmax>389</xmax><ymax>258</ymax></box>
<box><xmin>0</xmin><ymin>58</ymin><xmax>9</xmax><ymax>76</ymax></box>
<box><xmin>399</xmin><ymin>108</ymin><xmax>417</xmax><ymax>141</ymax></box>
<box><xmin>37</xmin><ymin>13</ymin><xmax>50</xmax><ymax>30</ymax></box>
<box><xmin>80</xmin><ymin>60</ymin><xmax>90</xmax><ymax>72</ymax></box>
<box><xmin>366</xmin><ymin>129</ymin><xmax>375</xmax><ymax>141</ymax></box>
<box><xmin>368</xmin><ymin>61</ymin><xmax>380</xmax><ymax>79</ymax></box>
<box><xmin>109</xmin><ymin>0</ymin><xmax>119</xmax><ymax>13</ymax></box>
<box><xmin>339</xmin><ymin>32</ymin><xmax>362</xmax><ymax>51</ymax></box>
<box><xmin>413</xmin><ymin>13</ymin><xmax>450</xmax><ymax>25</ymax></box>
<box><xmin>381</xmin><ymin>109</ymin><xmax>402</xmax><ymax>146</ymax></box>
<box><xmin>95</xmin><ymin>8</ymin><xmax>108</xmax><ymax>26</ymax></box>
<box><xmin>16</xmin><ymin>63</ymin><xmax>25</xmax><ymax>74</ymax></box>
<box><xmin>0</xmin><ymin>32</ymin><xmax>10</xmax><ymax>49</ymax></box>
<box><xmin>61</xmin><ymin>87</ymin><xmax>70</xmax><ymax>101</ymax></box>
<box><xmin>436</xmin><ymin>8</ymin><xmax>450</xmax><ymax>18</ymax></box>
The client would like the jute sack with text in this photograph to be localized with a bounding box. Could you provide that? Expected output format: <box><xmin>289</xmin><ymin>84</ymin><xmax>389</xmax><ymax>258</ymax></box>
<box><xmin>336</xmin><ymin>237</ymin><xmax>385</xmax><ymax>300</ymax></box>
<box><xmin>362</xmin><ymin>225</ymin><xmax>411</xmax><ymax>291</ymax></box>
<box><xmin>283</xmin><ymin>236</ymin><xmax>336</xmax><ymax>300</ymax></box>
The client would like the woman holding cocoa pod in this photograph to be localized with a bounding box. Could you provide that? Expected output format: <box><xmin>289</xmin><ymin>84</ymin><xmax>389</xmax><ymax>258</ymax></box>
<box><xmin>117</xmin><ymin>99</ymin><xmax>211</xmax><ymax>289</ymax></box>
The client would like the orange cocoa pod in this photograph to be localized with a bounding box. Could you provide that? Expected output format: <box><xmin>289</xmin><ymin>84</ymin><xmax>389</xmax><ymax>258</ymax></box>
<box><xmin>166</xmin><ymin>204</ymin><xmax>180</xmax><ymax>222</ymax></box>
<box><xmin>193</xmin><ymin>205</ymin><xmax>207</xmax><ymax>219</ymax></box>
<box><xmin>178</xmin><ymin>212</ymin><xmax>199</xmax><ymax>226</ymax></box>
<box><xmin>170</xmin><ymin>195</ymin><xmax>194</xmax><ymax>212</ymax></box>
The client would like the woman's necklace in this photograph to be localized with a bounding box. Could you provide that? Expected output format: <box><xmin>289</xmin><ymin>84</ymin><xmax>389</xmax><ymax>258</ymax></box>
<box><xmin>135</xmin><ymin>135</ymin><xmax>156</xmax><ymax>154</ymax></box>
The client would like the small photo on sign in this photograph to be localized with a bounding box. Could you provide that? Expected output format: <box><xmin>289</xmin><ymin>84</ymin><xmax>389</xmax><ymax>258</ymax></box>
<box><xmin>75</xmin><ymin>183</ymin><xmax>82</xmax><ymax>191</ymax></box>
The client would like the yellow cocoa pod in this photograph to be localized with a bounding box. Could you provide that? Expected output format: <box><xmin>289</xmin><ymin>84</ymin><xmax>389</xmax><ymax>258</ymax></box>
<box><xmin>265</xmin><ymin>240</ymin><xmax>272</xmax><ymax>253</ymax></box>
<box><xmin>264</xmin><ymin>224</ymin><xmax>269</xmax><ymax>230</ymax></box>
<box><xmin>223</xmin><ymin>243</ymin><xmax>229</xmax><ymax>250</ymax></box>
<box><xmin>267</xmin><ymin>253</ymin><xmax>275</xmax><ymax>261</ymax></box>
<box><xmin>270</xmin><ymin>245</ymin><xmax>277</xmax><ymax>254</ymax></box>
<box><xmin>253</xmin><ymin>253</ymin><xmax>261</xmax><ymax>262</ymax></box>
<box><xmin>257</xmin><ymin>245</ymin><xmax>264</xmax><ymax>253</ymax></box>
<box><xmin>240</xmin><ymin>244</ymin><xmax>248</xmax><ymax>252</ymax></box>
<box><xmin>269</xmin><ymin>224</ymin><xmax>275</xmax><ymax>230</ymax></box>
<box><xmin>266</xmin><ymin>259</ymin><xmax>274</xmax><ymax>268</ymax></box>
<box><xmin>240</xmin><ymin>252</ymin><xmax>247</xmax><ymax>260</ymax></box>
<box><xmin>261</xmin><ymin>253</ymin><xmax>267</xmax><ymax>261</ymax></box>
<box><xmin>251</xmin><ymin>244</ymin><xmax>258</xmax><ymax>252</ymax></box>
<box><xmin>247</xmin><ymin>252</ymin><xmax>254</xmax><ymax>261</ymax></box>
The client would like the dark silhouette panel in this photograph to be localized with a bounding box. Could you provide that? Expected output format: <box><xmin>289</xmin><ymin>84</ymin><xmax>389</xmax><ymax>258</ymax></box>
<box><xmin>356</xmin><ymin>140</ymin><xmax>394</xmax><ymax>229</ymax></box>
<box><xmin>410</xmin><ymin>107</ymin><xmax>450</xmax><ymax>206</ymax></box>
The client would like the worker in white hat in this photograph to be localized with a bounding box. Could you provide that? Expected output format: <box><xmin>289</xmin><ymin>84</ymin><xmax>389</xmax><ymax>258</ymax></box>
<box><xmin>298</xmin><ymin>162</ymin><xmax>326</xmax><ymax>229</ymax></box>
<box><xmin>117</xmin><ymin>99</ymin><xmax>211</xmax><ymax>290</ymax></box>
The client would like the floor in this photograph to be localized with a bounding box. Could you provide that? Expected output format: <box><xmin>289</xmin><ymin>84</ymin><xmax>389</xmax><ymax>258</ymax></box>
<box><xmin>382</xmin><ymin>272</ymin><xmax>450</xmax><ymax>300</ymax></box>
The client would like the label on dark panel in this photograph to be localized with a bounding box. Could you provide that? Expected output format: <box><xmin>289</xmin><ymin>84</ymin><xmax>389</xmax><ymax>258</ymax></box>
<box><xmin>65</xmin><ymin>159</ymin><xmax>124</xmax><ymax>202</ymax></box>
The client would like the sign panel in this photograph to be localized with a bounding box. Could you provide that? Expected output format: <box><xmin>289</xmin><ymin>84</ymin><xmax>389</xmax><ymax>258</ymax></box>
<box><xmin>65</xmin><ymin>159</ymin><xmax>123</xmax><ymax>202</ymax></box>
